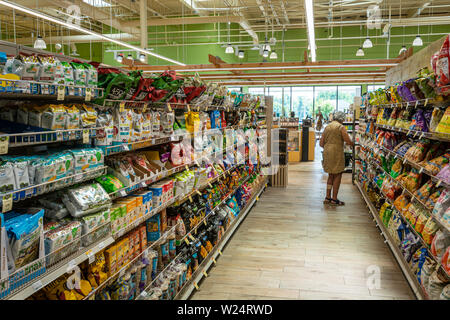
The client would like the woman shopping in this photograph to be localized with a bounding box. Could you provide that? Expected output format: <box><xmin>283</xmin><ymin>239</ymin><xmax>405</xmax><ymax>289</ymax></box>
<box><xmin>319</xmin><ymin>111</ymin><xmax>353</xmax><ymax>205</ymax></box>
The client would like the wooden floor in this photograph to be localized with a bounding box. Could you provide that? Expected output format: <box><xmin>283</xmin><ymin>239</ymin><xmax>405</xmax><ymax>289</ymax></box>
<box><xmin>191</xmin><ymin>148</ymin><xmax>415</xmax><ymax>300</ymax></box>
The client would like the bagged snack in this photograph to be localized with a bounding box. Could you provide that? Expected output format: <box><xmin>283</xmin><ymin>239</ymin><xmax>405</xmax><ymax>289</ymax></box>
<box><xmin>429</xmin><ymin>108</ymin><xmax>444</xmax><ymax>133</ymax></box>
<box><xmin>79</xmin><ymin>104</ymin><xmax>98</xmax><ymax>128</ymax></box>
<box><xmin>435</xmin><ymin>107</ymin><xmax>450</xmax><ymax>134</ymax></box>
<box><xmin>62</xmin><ymin>182</ymin><xmax>111</xmax><ymax>217</ymax></box>
<box><xmin>440</xmin><ymin>284</ymin><xmax>450</xmax><ymax>300</ymax></box>
<box><xmin>431</xmin><ymin>230</ymin><xmax>450</xmax><ymax>260</ymax></box>
<box><xmin>112</xmin><ymin>108</ymin><xmax>132</xmax><ymax>144</ymax></box>
<box><xmin>1</xmin><ymin>208</ymin><xmax>44</xmax><ymax>272</ymax></box>
<box><xmin>95</xmin><ymin>109</ymin><xmax>114</xmax><ymax>147</ymax></box>
<box><xmin>40</xmin><ymin>104</ymin><xmax>66</xmax><ymax>130</ymax></box>
<box><xmin>422</xmin><ymin>153</ymin><xmax>450</xmax><ymax>175</ymax></box>
<box><xmin>19</xmin><ymin>53</ymin><xmax>41</xmax><ymax>81</ymax></box>
<box><xmin>38</xmin><ymin>55</ymin><xmax>57</xmax><ymax>82</ymax></box>
<box><xmin>71</xmin><ymin>62</ymin><xmax>88</xmax><ymax>86</ymax></box>
<box><xmin>95</xmin><ymin>174</ymin><xmax>125</xmax><ymax>193</ymax></box>
<box><xmin>436</xmin><ymin>165</ymin><xmax>450</xmax><ymax>185</ymax></box>
<box><xmin>44</xmin><ymin>220</ymin><xmax>82</xmax><ymax>264</ymax></box>
<box><xmin>54</xmin><ymin>61</ymin><xmax>74</xmax><ymax>85</ymax></box>
<box><xmin>442</xmin><ymin>247</ymin><xmax>450</xmax><ymax>274</ymax></box>
<box><xmin>64</xmin><ymin>105</ymin><xmax>81</xmax><ymax>130</ymax></box>
<box><xmin>436</xmin><ymin>34</ymin><xmax>450</xmax><ymax>87</ymax></box>
<box><xmin>84</xmin><ymin>63</ymin><xmax>98</xmax><ymax>88</ymax></box>
<box><xmin>427</xmin><ymin>270</ymin><xmax>447</xmax><ymax>300</ymax></box>
<box><xmin>422</xmin><ymin>218</ymin><xmax>439</xmax><ymax>245</ymax></box>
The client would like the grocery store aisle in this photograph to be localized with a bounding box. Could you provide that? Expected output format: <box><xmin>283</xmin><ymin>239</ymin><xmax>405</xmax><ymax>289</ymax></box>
<box><xmin>191</xmin><ymin>148</ymin><xmax>415</xmax><ymax>300</ymax></box>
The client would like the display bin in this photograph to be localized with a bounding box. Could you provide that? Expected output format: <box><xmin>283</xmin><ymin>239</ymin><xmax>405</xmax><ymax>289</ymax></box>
<box><xmin>270</xmin><ymin>165</ymin><xmax>288</xmax><ymax>187</ymax></box>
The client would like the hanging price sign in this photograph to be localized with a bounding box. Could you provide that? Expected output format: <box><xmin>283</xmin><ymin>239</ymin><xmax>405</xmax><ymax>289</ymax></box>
<box><xmin>82</xmin><ymin>129</ymin><xmax>90</xmax><ymax>144</ymax></box>
<box><xmin>57</xmin><ymin>85</ymin><xmax>65</xmax><ymax>100</ymax></box>
<box><xmin>0</xmin><ymin>136</ymin><xmax>8</xmax><ymax>155</ymax></box>
<box><xmin>85</xmin><ymin>88</ymin><xmax>92</xmax><ymax>101</ymax></box>
<box><xmin>2</xmin><ymin>194</ymin><xmax>12</xmax><ymax>213</ymax></box>
<box><xmin>119</xmin><ymin>102</ymin><xmax>125</xmax><ymax>113</ymax></box>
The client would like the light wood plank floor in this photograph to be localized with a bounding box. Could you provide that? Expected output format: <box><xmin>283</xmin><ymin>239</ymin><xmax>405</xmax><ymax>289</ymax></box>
<box><xmin>191</xmin><ymin>148</ymin><xmax>415</xmax><ymax>300</ymax></box>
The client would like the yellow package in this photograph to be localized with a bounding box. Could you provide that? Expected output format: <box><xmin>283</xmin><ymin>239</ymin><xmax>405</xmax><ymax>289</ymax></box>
<box><xmin>435</xmin><ymin>106</ymin><xmax>450</xmax><ymax>134</ymax></box>
<box><xmin>185</xmin><ymin>111</ymin><xmax>200</xmax><ymax>133</ymax></box>
<box><xmin>379</xmin><ymin>202</ymin><xmax>389</xmax><ymax>220</ymax></box>
<box><xmin>64</xmin><ymin>105</ymin><xmax>81</xmax><ymax>129</ymax></box>
<box><xmin>104</xmin><ymin>244</ymin><xmax>118</xmax><ymax>276</ymax></box>
<box><xmin>79</xmin><ymin>104</ymin><xmax>98</xmax><ymax>127</ymax></box>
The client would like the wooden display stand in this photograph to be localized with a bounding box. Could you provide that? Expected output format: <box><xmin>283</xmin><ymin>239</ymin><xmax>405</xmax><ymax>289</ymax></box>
<box><xmin>270</xmin><ymin>165</ymin><xmax>288</xmax><ymax>187</ymax></box>
<box><xmin>288</xmin><ymin>130</ymin><xmax>301</xmax><ymax>163</ymax></box>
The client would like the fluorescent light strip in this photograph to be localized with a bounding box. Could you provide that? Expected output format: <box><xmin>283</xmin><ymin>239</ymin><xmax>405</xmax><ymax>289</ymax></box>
<box><xmin>143</xmin><ymin>63</ymin><xmax>397</xmax><ymax>73</ymax></box>
<box><xmin>0</xmin><ymin>0</ymin><xmax>185</xmax><ymax>66</ymax></box>
<box><xmin>304</xmin><ymin>0</ymin><xmax>316</xmax><ymax>62</ymax></box>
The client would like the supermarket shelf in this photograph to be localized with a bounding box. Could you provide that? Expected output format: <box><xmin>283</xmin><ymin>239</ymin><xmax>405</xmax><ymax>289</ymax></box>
<box><xmin>100</xmin><ymin>99</ymin><xmax>258</xmax><ymax>112</ymax></box>
<box><xmin>375</xmin><ymin>123</ymin><xmax>450</xmax><ymax>142</ymax></box>
<box><xmin>3</xmin><ymin>127</ymin><xmax>101</xmax><ymax>148</ymax></box>
<box><xmin>362</xmin><ymin>140</ymin><xmax>450</xmax><ymax>190</ymax></box>
<box><xmin>0</xmin><ymin>165</ymin><xmax>107</xmax><ymax>206</ymax></box>
<box><xmin>175</xmin><ymin>178</ymin><xmax>268</xmax><ymax>300</ymax></box>
<box><xmin>372</xmin><ymin>98</ymin><xmax>433</xmax><ymax>109</ymax></box>
<box><xmin>0</xmin><ymin>80</ymin><xmax>103</xmax><ymax>101</ymax></box>
<box><xmin>179</xmin><ymin>172</ymin><xmax>254</xmax><ymax>243</ymax></box>
<box><xmin>367</xmin><ymin>158</ymin><xmax>450</xmax><ymax>234</ymax></box>
<box><xmin>103</xmin><ymin>123</ymin><xmax>254</xmax><ymax>157</ymax></box>
<box><xmin>355</xmin><ymin>181</ymin><xmax>426</xmax><ymax>300</ymax></box>
<box><xmin>83</xmin><ymin>224</ymin><xmax>179</xmax><ymax>300</ymax></box>
<box><xmin>371</xmin><ymin>182</ymin><xmax>450</xmax><ymax>279</ymax></box>
<box><xmin>6</xmin><ymin>235</ymin><xmax>115</xmax><ymax>300</ymax></box>
<box><xmin>108</xmin><ymin>142</ymin><xmax>246</xmax><ymax>201</ymax></box>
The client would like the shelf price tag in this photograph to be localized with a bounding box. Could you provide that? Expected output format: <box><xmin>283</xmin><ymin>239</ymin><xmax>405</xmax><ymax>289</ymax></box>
<box><xmin>419</xmin><ymin>132</ymin><xmax>425</xmax><ymax>139</ymax></box>
<box><xmin>0</xmin><ymin>136</ymin><xmax>8</xmax><ymax>155</ymax></box>
<box><xmin>256</xmin><ymin>196</ymin><xmax>259</xmax><ymax>201</ymax></box>
<box><xmin>184</xmin><ymin>238</ymin><xmax>190</xmax><ymax>245</ymax></box>
<box><xmin>185</xmin><ymin>165</ymin><xmax>189</xmax><ymax>171</ymax></box>
<box><xmin>98</xmin><ymin>241</ymin><xmax>105</xmax><ymax>249</ymax></box>
<box><xmin>212</xmin><ymin>258</ymin><xmax>217</xmax><ymax>264</ymax></box>
<box><xmin>85</xmin><ymin>88</ymin><xmax>92</xmax><ymax>101</ymax></box>
<box><xmin>424</xmin><ymin>99</ymin><xmax>429</xmax><ymax>106</ymax></box>
<box><xmin>2</xmin><ymin>194</ymin><xmax>12</xmax><ymax>213</ymax></box>
<box><xmin>203</xmin><ymin>271</ymin><xmax>208</xmax><ymax>277</ymax></box>
<box><xmin>57</xmin><ymin>85</ymin><xmax>65</xmax><ymax>100</ymax></box>
<box><xmin>436</xmin><ymin>180</ymin><xmax>442</xmax><ymax>187</ymax></box>
<box><xmin>208</xmin><ymin>183</ymin><xmax>212</xmax><ymax>188</ymax></box>
<box><xmin>32</xmin><ymin>280</ymin><xmax>43</xmax><ymax>293</ymax></box>
<box><xmin>140</xmin><ymin>291</ymin><xmax>148</xmax><ymax>298</ymax></box>
<box><xmin>82</xmin><ymin>129</ymin><xmax>90</xmax><ymax>144</ymax></box>
<box><xmin>189</xmin><ymin>234</ymin><xmax>196</xmax><ymax>241</ymax></box>
<box><xmin>218</xmin><ymin>250</ymin><xmax>223</xmax><ymax>256</ymax></box>
<box><xmin>203</xmin><ymin>220</ymin><xmax>207</xmax><ymax>226</ymax></box>
<box><xmin>119</xmin><ymin>190</ymin><xmax>127</xmax><ymax>197</ymax></box>
<box><xmin>196</xmin><ymin>190</ymin><xmax>202</xmax><ymax>196</ymax></box>
<box><xmin>187</xmin><ymin>104</ymin><xmax>191</xmax><ymax>112</ymax></box>
<box><xmin>419</xmin><ymin>167</ymin><xmax>424</xmax><ymax>174</ymax></box>
<box><xmin>188</xmin><ymin>196</ymin><xmax>193</xmax><ymax>203</ymax></box>
<box><xmin>167</xmin><ymin>103</ymin><xmax>172</xmax><ymax>112</ymax></box>
<box><xmin>121</xmin><ymin>144</ymin><xmax>130</xmax><ymax>151</ymax></box>
<box><xmin>415</xmin><ymin>100</ymin><xmax>419</xmax><ymax>107</ymax></box>
<box><xmin>142</xmin><ymin>103</ymin><xmax>147</xmax><ymax>113</ymax></box>
<box><xmin>119</xmin><ymin>102</ymin><xmax>125</xmax><ymax>113</ymax></box>
<box><xmin>193</xmin><ymin>282</ymin><xmax>199</xmax><ymax>290</ymax></box>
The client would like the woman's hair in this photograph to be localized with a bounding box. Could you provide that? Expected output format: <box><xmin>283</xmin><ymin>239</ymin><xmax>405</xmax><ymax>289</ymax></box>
<box><xmin>333</xmin><ymin>111</ymin><xmax>346</xmax><ymax>124</ymax></box>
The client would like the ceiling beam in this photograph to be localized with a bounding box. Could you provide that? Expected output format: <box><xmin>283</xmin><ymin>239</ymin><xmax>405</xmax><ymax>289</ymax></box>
<box><xmin>122</xmin><ymin>15</ymin><xmax>243</xmax><ymax>28</ymax></box>
<box><xmin>133</xmin><ymin>58</ymin><xmax>402</xmax><ymax>72</ymax></box>
<box><xmin>13</xmin><ymin>33</ymin><xmax>135</xmax><ymax>45</ymax></box>
<box><xmin>192</xmin><ymin>70</ymin><xmax>386</xmax><ymax>79</ymax></box>
<box><xmin>114</xmin><ymin>0</ymin><xmax>165</xmax><ymax>18</ymax></box>
<box><xmin>216</xmin><ymin>79</ymin><xmax>385</xmax><ymax>85</ymax></box>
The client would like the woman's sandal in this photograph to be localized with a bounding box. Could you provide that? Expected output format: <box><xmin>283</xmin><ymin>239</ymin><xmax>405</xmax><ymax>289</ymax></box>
<box><xmin>330</xmin><ymin>199</ymin><xmax>345</xmax><ymax>206</ymax></box>
<box><xmin>323</xmin><ymin>197</ymin><xmax>332</xmax><ymax>204</ymax></box>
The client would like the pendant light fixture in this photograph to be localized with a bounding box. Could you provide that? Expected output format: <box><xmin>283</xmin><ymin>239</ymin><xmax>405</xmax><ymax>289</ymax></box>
<box><xmin>269</xmin><ymin>18</ymin><xmax>276</xmax><ymax>45</ymax></box>
<box><xmin>269</xmin><ymin>51</ymin><xmax>278</xmax><ymax>59</ymax></box>
<box><xmin>116</xmin><ymin>53</ymin><xmax>124</xmax><ymax>63</ymax></box>
<box><xmin>225</xmin><ymin>21</ymin><xmax>234</xmax><ymax>54</ymax></box>
<box><xmin>399</xmin><ymin>45</ymin><xmax>407</xmax><ymax>54</ymax></box>
<box><xmin>363</xmin><ymin>36</ymin><xmax>372</xmax><ymax>48</ymax></box>
<box><xmin>355</xmin><ymin>25</ymin><xmax>364</xmax><ymax>57</ymax></box>
<box><xmin>413</xmin><ymin>13</ymin><xmax>423</xmax><ymax>46</ymax></box>
<box><xmin>33</xmin><ymin>20</ymin><xmax>46</xmax><ymax>49</ymax></box>
<box><xmin>356</xmin><ymin>47</ymin><xmax>364</xmax><ymax>56</ymax></box>
<box><xmin>262</xmin><ymin>49</ymin><xmax>269</xmax><ymax>58</ymax></box>
<box><xmin>139</xmin><ymin>53</ymin><xmax>146</xmax><ymax>62</ymax></box>
<box><xmin>127</xmin><ymin>53</ymin><xmax>133</xmax><ymax>60</ymax></box>
<box><xmin>238</xmin><ymin>50</ymin><xmax>244</xmax><ymax>59</ymax></box>
<box><xmin>413</xmin><ymin>35</ymin><xmax>423</xmax><ymax>46</ymax></box>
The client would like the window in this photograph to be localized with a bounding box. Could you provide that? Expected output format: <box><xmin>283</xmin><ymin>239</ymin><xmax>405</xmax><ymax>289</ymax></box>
<box><xmin>314</xmin><ymin>86</ymin><xmax>337</xmax><ymax>119</ymax></box>
<box><xmin>368</xmin><ymin>85</ymin><xmax>385</xmax><ymax>92</ymax></box>
<box><xmin>268</xmin><ymin>87</ymin><xmax>283</xmax><ymax>117</ymax></box>
<box><xmin>337</xmin><ymin>86</ymin><xmax>361</xmax><ymax>112</ymax></box>
<box><xmin>227</xmin><ymin>86</ymin><xmax>242</xmax><ymax>92</ymax></box>
<box><xmin>291</xmin><ymin>87</ymin><xmax>313</xmax><ymax>120</ymax></box>
<box><xmin>248</xmin><ymin>87</ymin><xmax>266</xmax><ymax>95</ymax></box>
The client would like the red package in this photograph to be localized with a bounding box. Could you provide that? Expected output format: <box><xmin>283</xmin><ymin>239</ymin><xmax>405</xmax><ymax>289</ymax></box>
<box><xmin>437</xmin><ymin>35</ymin><xmax>450</xmax><ymax>87</ymax></box>
<box><xmin>132</xmin><ymin>77</ymin><xmax>154</xmax><ymax>101</ymax></box>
